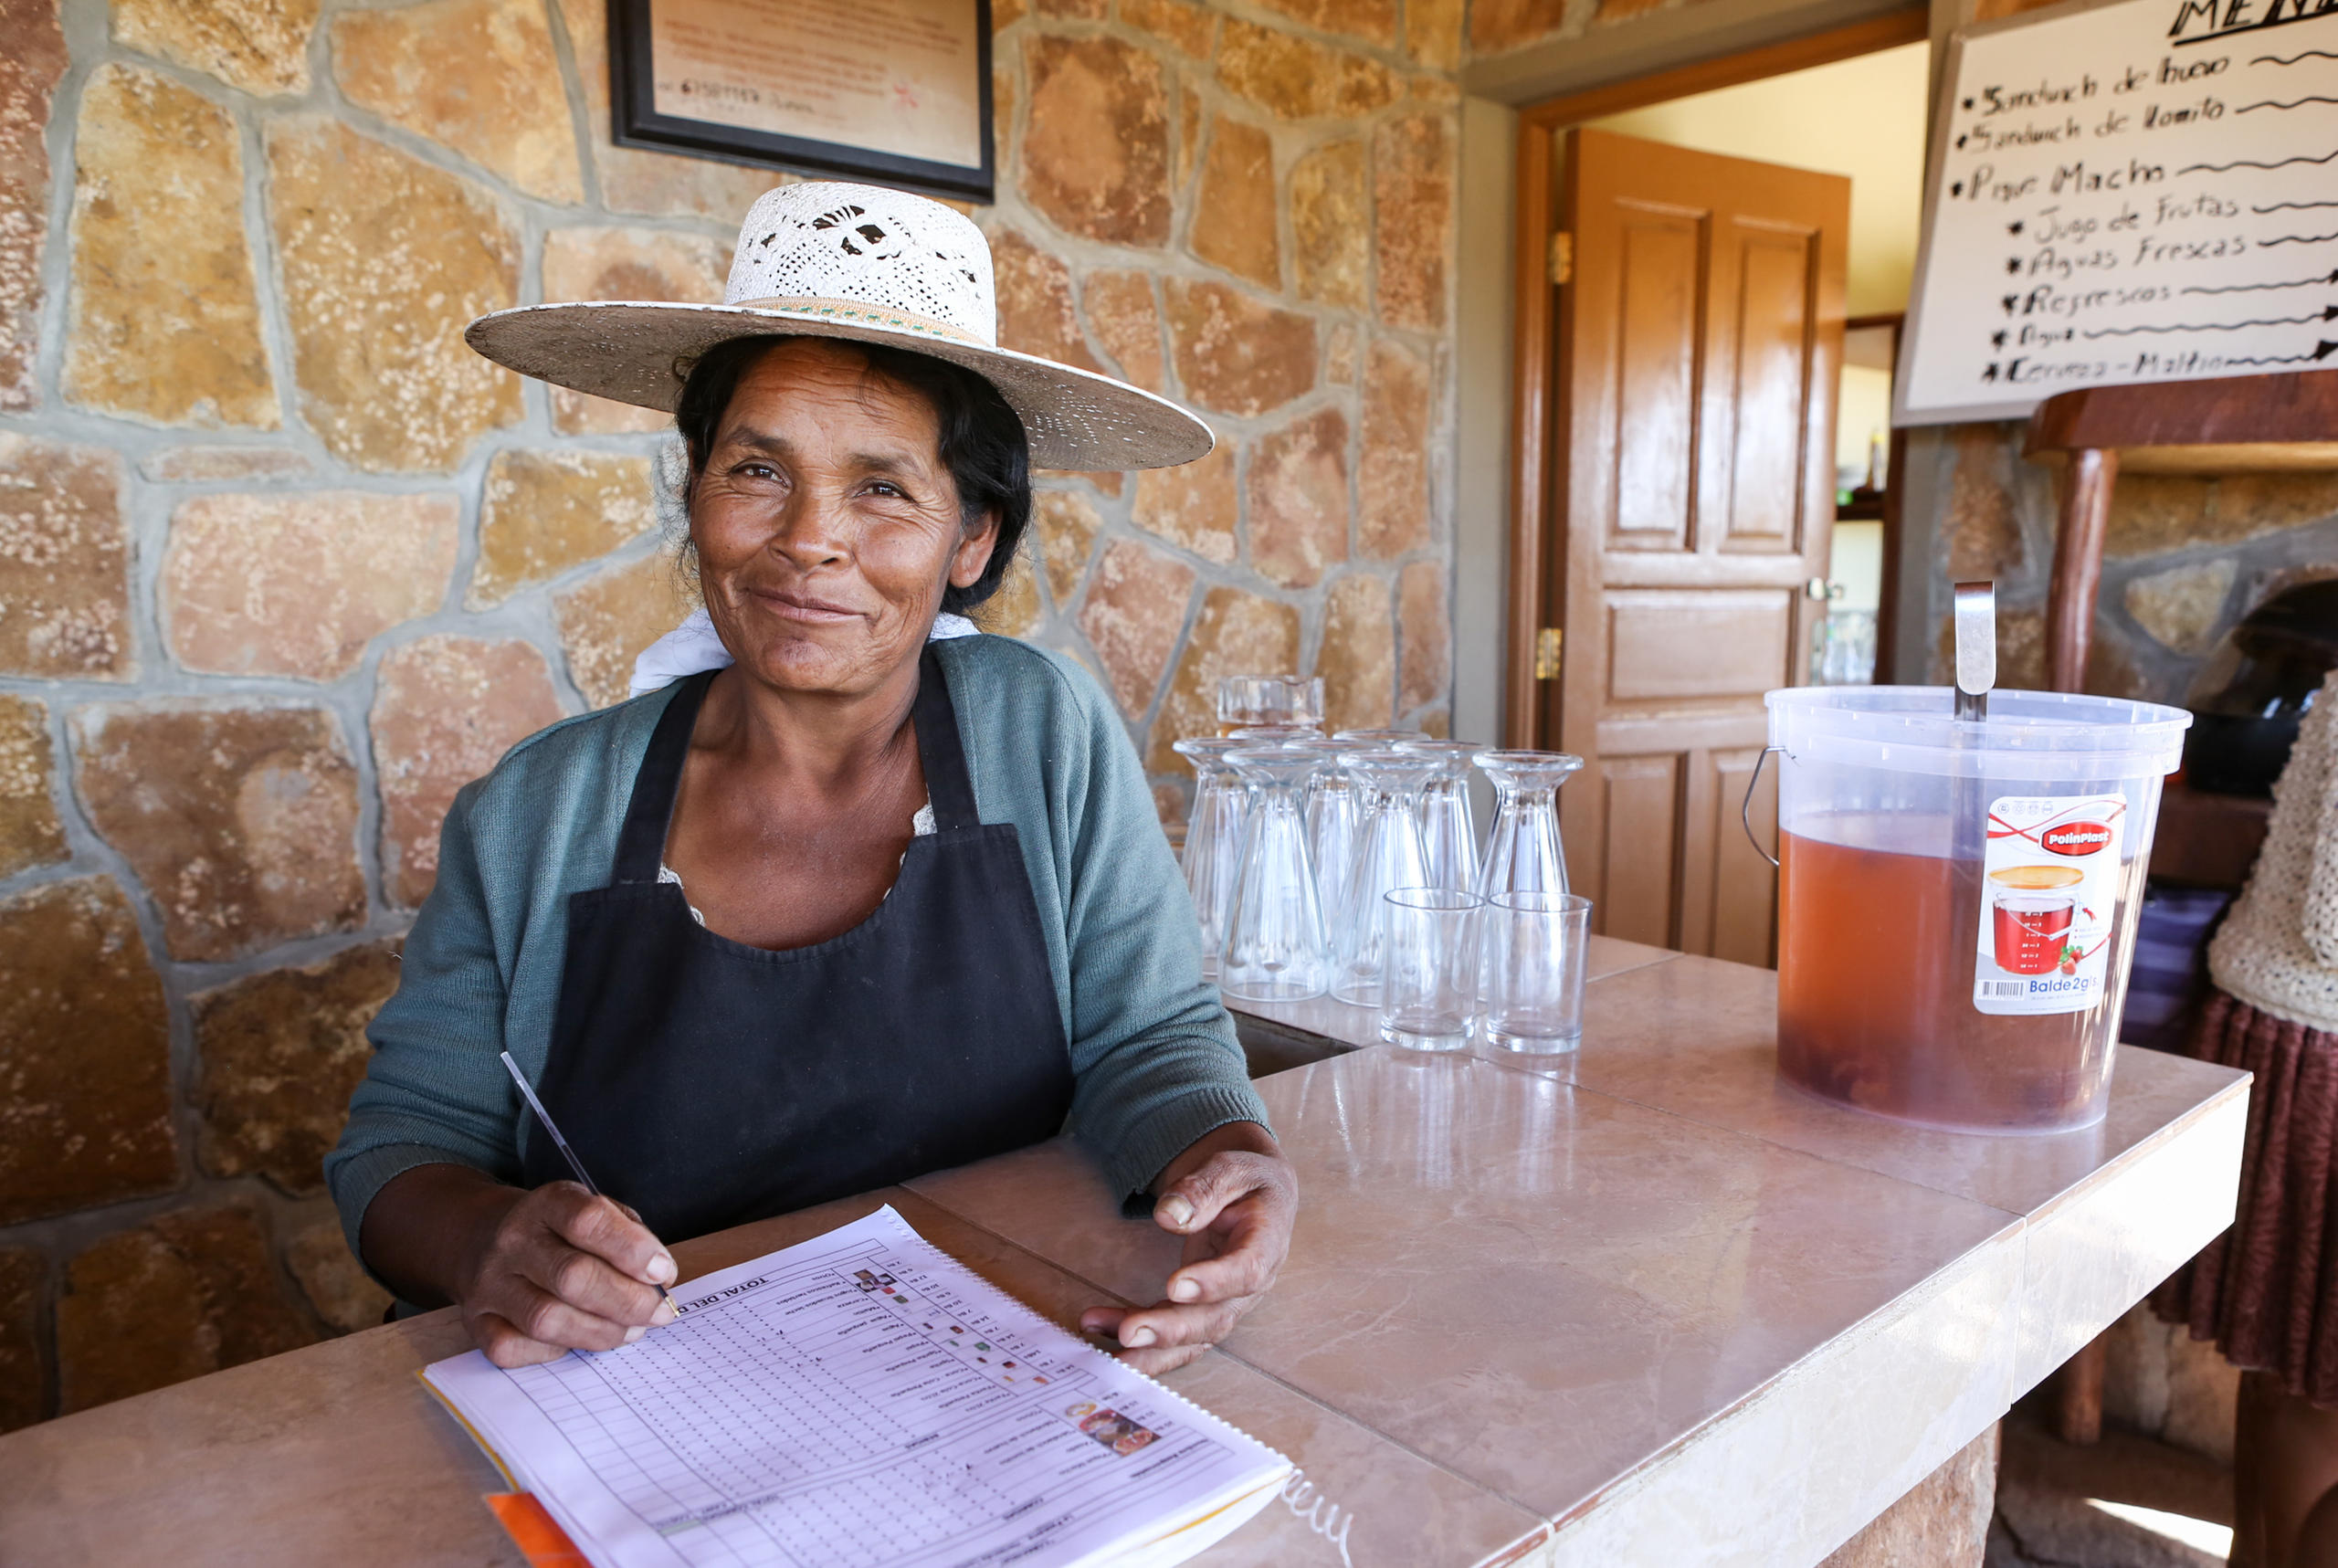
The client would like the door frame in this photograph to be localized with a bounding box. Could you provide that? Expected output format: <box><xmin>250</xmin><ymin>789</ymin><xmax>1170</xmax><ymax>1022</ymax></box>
<box><xmin>1504</xmin><ymin>7</ymin><xmax>1932</xmax><ymax>745</ymax></box>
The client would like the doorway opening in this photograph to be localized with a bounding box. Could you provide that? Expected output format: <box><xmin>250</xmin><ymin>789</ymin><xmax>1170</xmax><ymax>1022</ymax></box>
<box><xmin>1503</xmin><ymin>13</ymin><xmax>1930</xmax><ymax>962</ymax></box>
<box><xmin>1585</xmin><ymin>40</ymin><xmax>1930</xmax><ymax>691</ymax></box>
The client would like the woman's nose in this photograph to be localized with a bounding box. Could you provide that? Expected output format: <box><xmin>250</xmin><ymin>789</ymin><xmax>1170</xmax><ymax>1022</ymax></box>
<box><xmin>764</xmin><ymin>494</ymin><xmax>850</xmax><ymax>567</ymax></box>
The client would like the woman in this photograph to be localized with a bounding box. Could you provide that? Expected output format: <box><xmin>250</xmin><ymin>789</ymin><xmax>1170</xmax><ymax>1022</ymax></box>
<box><xmin>326</xmin><ymin>184</ymin><xmax>1295</xmax><ymax>1376</ymax></box>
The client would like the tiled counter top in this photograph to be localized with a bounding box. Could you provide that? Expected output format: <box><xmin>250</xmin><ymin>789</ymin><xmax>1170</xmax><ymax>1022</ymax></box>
<box><xmin>0</xmin><ymin>942</ymin><xmax>2247</xmax><ymax>1568</ymax></box>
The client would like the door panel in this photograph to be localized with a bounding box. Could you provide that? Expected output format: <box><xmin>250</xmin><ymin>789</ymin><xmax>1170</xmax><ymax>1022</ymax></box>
<box><xmin>1613</xmin><ymin>210</ymin><xmax>1704</xmax><ymax>548</ymax></box>
<box><xmin>1594</xmin><ymin>753</ymin><xmax>1680</xmax><ymax>949</ymax></box>
<box><xmin>1702</xmin><ymin>745</ymin><xmax>1779</xmax><ymax>967</ymax></box>
<box><xmin>1545</xmin><ymin>129</ymin><xmax>1848</xmax><ymax>964</ymax></box>
<box><xmin>1605</xmin><ymin>589</ymin><xmax>1792</xmax><ymax>703</ymax></box>
<box><xmin>1726</xmin><ymin>228</ymin><xmax>1817</xmax><ymax>548</ymax></box>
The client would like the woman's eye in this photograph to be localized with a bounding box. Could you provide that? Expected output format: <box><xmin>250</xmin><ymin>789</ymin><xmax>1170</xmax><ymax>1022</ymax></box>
<box><xmin>865</xmin><ymin>481</ymin><xmax>907</xmax><ymax>499</ymax></box>
<box><xmin>732</xmin><ymin>460</ymin><xmax>781</xmax><ymax>480</ymax></box>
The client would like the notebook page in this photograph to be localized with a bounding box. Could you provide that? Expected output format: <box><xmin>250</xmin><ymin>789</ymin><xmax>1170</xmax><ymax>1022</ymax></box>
<box><xmin>425</xmin><ymin>1205</ymin><xmax>1290</xmax><ymax>1568</ymax></box>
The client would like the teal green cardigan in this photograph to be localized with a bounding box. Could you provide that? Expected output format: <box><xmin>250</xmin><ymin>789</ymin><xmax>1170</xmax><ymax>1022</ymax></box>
<box><xmin>326</xmin><ymin>635</ymin><xmax>1269</xmax><ymax>1279</ymax></box>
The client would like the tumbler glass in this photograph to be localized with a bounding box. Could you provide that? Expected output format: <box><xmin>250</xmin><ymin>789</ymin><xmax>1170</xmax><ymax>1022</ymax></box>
<box><xmin>1332</xmin><ymin>749</ymin><xmax>1438</xmax><ymax>1005</ymax></box>
<box><xmin>1475</xmin><ymin>751</ymin><xmax>1585</xmax><ymax>899</ymax></box>
<box><xmin>1219</xmin><ymin>748</ymin><xmax>1333</xmax><ymax>1002</ymax></box>
<box><xmin>1219</xmin><ymin>676</ymin><xmax>1324</xmax><ymax>734</ymax></box>
<box><xmin>1481</xmin><ymin>891</ymin><xmax>1592</xmax><ymax>1052</ymax></box>
<box><xmin>1398</xmin><ymin>740</ymin><xmax>1483</xmax><ymax>892</ymax></box>
<box><xmin>1334</xmin><ymin>727</ymin><xmax>1426</xmax><ymax>745</ymax></box>
<box><xmin>1174</xmin><ymin>737</ymin><xmax>1249</xmax><ymax>980</ymax></box>
<box><xmin>1380</xmin><ymin>889</ymin><xmax>1484</xmax><ymax>1049</ymax></box>
<box><xmin>1229</xmin><ymin>724</ymin><xmax>1319</xmax><ymax>744</ymax></box>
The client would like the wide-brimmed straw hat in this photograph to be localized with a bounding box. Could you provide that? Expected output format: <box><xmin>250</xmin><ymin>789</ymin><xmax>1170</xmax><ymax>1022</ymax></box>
<box><xmin>466</xmin><ymin>182</ymin><xmax>1211</xmax><ymax>471</ymax></box>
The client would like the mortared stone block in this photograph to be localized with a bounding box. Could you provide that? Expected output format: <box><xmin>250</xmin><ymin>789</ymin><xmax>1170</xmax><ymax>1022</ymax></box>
<box><xmin>192</xmin><ymin>940</ymin><xmax>404</xmax><ymax>1194</ymax></box>
<box><xmin>163</xmin><ymin>491</ymin><xmax>459</xmax><ymax>680</ymax></box>
<box><xmin>0</xmin><ymin>876</ymin><xmax>175</xmax><ymax>1227</ymax></box>
<box><xmin>0</xmin><ymin>433</ymin><xmax>131</xmax><ymax>679</ymax></box>
<box><xmin>72</xmin><ymin>701</ymin><xmax>365</xmax><ymax>962</ymax></box>
<box><xmin>57</xmin><ymin>1205</ymin><xmax>316</xmax><ymax>1415</ymax></box>
<box><xmin>372</xmin><ymin>636</ymin><xmax>566</xmax><ymax>904</ymax></box>
<box><xmin>1077</xmin><ymin>540</ymin><xmax>1196</xmax><ymax>716</ymax></box>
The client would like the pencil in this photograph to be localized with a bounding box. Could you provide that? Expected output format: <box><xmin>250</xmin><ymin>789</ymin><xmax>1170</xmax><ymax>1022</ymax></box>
<box><xmin>500</xmin><ymin>1051</ymin><xmax>679</xmax><ymax>1316</ymax></box>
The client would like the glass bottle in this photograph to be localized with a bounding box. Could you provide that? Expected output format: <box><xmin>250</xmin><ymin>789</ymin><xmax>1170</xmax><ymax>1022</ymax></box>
<box><xmin>1219</xmin><ymin>748</ymin><xmax>1332</xmax><ymax>1002</ymax></box>
<box><xmin>1473</xmin><ymin>751</ymin><xmax>1585</xmax><ymax>898</ymax></box>
<box><xmin>1173</xmin><ymin>738</ymin><xmax>1249</xmax><ymax>979</ymax></box>
<box><xmin>1398</xmin><ymin>740</ymin><xmax>1483</xmax><ymax>892</ymax></box>
<box><xmin>1332</xmin><ymin>749</ymin><xmax>1438</xmax><ymax>1006</ymax></box>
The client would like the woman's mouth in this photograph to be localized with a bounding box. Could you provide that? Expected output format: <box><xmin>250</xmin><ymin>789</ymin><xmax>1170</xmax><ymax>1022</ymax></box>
<box><xmin>749</xmin><ymin>586</ymin><xmax>862</xmax><ymax>625</ymax></box>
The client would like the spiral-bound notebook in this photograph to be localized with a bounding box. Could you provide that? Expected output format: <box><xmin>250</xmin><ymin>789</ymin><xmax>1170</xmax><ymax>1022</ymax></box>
<box><xmin>422</xmin><ymin>1205</ymin><xmax>1291</xmax><ymax>1568</ymax></box>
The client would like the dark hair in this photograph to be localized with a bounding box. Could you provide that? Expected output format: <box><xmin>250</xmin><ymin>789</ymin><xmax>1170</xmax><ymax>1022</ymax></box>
<box><xmin>672</xmin><ymin>334</ymin><xmax>1031</xmax><ymax>615</ymax></box>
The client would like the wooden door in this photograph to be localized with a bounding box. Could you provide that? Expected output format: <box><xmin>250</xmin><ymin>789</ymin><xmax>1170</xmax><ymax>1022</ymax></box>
<box><xmin>1543</xmin><ymin>128</ymin><xmax>1848</xmax><ymax>966</ymax></box>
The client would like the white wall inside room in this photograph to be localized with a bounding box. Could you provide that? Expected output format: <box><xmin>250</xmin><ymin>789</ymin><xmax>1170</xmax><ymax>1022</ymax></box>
<box><xmin>1838</xmin><ymin>364</ymin><xmax>1893</xmax><ymax>487</ymax></box>
<box><xmin>1832</xmin><ymin>521</ymin><xmax>1883</xmax><ymax>611</ymax></box>
<box><xmin>1589</xmin><ymin>40</ymin><xmax>1930</xmax><ymax>319</ymax></box>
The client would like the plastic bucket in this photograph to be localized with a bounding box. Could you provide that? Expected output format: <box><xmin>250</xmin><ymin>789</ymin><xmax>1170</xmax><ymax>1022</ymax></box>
<box><xmin>1764</xmin><ymin>686</ymin><xmax>2191</xmax><ymax>1133</ymax></box>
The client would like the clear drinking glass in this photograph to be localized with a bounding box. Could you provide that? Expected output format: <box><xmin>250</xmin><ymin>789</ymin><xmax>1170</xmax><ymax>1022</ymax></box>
<box><xmin>1219</xmin><ymin>748</ymin><xmax>1333</xmax><ymax>1002</ymax></box>
<box><xmin>1174</xmin><ymin>738</ymin><xmax>1249</xmax><ymax>980</ymax></box>
<box><xmin>1332</xmin><ymin>749</ymin><xmax>1438</xmax><ymax>1005</ymax></box>
<box><xmin>1219</xmin><ymin>676</ymin><xmax>1324</xmax><ymax>734</ymax></box>
<box><xmin>1380</xmin><ymin>889</ymin><xmax>1484</xmax><ymax>1048</ymax></box>
<box><xmin>1289</xmin><ymin>740</ymin><xmax>1361</xmax><ymax>926</ymax></box>
<box><xmin>1474</xmin><ymin>751</ymin><xmax>1585</xmax><ymax>899</ymax></box>
<box><xmin>1334</xmin><ymin>726</ymin><xmax>1426</xmax><ymax>745</ymax></box>
<box><xmin>1481</xmin><ymin>891</ymin><xmax>1592</xmax><ymax>1052</ymax></box>
<box><xmin>1399</xmin><ymin>740</ymin><xmax>1483</xmax><ymax>892</ymax></box>
<box><xmin>1229</xmin><ymin>724</ymin><xmax>1319</xmax><ymax>743</ymax></box>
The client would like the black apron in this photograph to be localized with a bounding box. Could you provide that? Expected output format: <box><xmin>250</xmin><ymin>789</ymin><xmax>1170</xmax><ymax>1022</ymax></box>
<box><xmin>523</xmin><ymin>648</ymin><xmax>1074</xmax><ymax>1243</ymax></box>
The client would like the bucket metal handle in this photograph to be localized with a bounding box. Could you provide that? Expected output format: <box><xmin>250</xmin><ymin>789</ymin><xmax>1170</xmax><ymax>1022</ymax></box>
<box><xmin>1741</xmin><ymin>745</ymin><xmax>1782</xmax><ymax>869</ymax></box>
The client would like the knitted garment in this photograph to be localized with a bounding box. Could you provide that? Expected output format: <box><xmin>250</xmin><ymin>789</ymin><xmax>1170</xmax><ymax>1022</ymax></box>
<box><xmin>2154</xmin><ymin>992</ymin><xmax>2338</xmax><ymax>1404</ymax></box>
<box><xmin>2206</xmin><ymin>669</ymin><xmax>2338</xmax><ymax>1032</ymax></box>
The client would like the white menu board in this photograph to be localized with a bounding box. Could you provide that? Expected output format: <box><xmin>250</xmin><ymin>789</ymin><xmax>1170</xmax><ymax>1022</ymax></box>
<box><xmin>1898</xmin><ymin>0</ymin><xmax>2338</xmax><ymax>424</ymax></box>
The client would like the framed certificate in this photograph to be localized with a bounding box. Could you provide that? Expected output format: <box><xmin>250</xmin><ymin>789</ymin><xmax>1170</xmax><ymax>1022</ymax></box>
<box><xmin>609</xmin><ymin>0</ymin><xmax>995</xmax><ymax>204</ymax></box>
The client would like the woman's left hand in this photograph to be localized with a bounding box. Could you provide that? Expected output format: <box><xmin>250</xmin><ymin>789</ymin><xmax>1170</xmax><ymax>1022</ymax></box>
<box><xmin>1079</xmin><ymin>1122</ymin><xmax>1297</xmax><ymax>1374</ymax></box>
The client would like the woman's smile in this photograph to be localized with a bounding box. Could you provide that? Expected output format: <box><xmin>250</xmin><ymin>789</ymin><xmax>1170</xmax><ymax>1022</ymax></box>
<box><xmin>746</xmin><ymin>584</ymin><xmax>864</xmax><ymax>625</ymax></box>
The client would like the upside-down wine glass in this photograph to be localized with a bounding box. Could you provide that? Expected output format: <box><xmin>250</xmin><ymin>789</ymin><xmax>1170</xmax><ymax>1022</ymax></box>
<box><xmin>1332</xmin><ymin>748</ymin><xmax>1438</xmax><ymax>1005</ymax></box>
<box><xmin>1174</xmin><ymin>738</ymin><xmax>1249</xmax><ymax>980</ymax></box>
<box><xmin>1219</xmin><ymin>748</ymin><xmax>1333</xmax><ymax>1001</ymax></box>
<box><xmin>1285</xmin><ymin>739</ymin><xmax>1361</xmax><ymax>925</ymax></box>
<box><xmin>1473</xmin><ymin>751</ymin><xmax>1585</xmax><ymax>899</ymax></box>
<box><xmin>1398</xmin><ymin>740</ymin><xmax>1483</xmax><ymax>893</ymax></box>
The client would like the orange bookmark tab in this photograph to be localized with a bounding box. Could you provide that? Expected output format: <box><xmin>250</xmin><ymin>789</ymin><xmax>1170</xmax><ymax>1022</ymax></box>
<box><xmin>485</xmin><ymin>1492</ymin><xmax>590</xmax><ymax>1567</ymax></box>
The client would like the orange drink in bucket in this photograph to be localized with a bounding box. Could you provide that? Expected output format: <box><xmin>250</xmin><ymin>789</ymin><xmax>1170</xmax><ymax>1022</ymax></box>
<box><xmin>1764</xmin><ymin>688</ymin><xmax>2188</xmax><ymax>1133</ymax></box>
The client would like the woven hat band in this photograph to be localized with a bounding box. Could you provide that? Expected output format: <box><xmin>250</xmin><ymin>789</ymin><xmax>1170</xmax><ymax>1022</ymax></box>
<box><xmin>728</xmin><ymin>296</ymin><xmax>990</xmax><ymax>349</ymax></box>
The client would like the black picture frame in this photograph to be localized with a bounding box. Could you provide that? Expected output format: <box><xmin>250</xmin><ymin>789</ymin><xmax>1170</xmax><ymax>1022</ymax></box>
<box><xmin>607</xmin><ymin>0</ymin><xmax>995</xmax><ymax>205</ymax></box>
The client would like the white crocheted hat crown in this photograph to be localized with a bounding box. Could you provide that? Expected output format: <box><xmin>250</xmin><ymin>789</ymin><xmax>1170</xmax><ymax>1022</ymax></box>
<box><xmin>465</xmin><ymin>181</ymin><xmax>1210</xmax><ymax>471</ymax></box>
<box><xmin>724</xmin><ymin>184</ymin><xmax>995</xmax><ymax>343</ymax></box>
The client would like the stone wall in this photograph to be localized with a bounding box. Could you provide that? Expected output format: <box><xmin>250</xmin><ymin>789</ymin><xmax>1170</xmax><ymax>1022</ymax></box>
<box><xmin>0</xmin><ymin>0</ymin><xmax>1462</xmax><ymax>1428</ymax></box>
<box><xmin>1900</xmin><ymin>422</ymin><xmax>2338</xmax><ymax>705</ymax></box>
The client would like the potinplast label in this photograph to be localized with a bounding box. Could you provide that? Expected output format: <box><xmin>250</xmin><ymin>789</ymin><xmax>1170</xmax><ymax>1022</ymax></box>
<box><xmin>1975</xmin><ymin>793</ymin><xmax>2127</xmax><ymax>1016</ymax></box>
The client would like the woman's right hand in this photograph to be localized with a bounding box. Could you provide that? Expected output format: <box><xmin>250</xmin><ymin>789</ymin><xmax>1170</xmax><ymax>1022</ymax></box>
<box><xmin>360</xmin><ymin>1165</ymin><xmax>678</xmax><ymax>1368</ymax></box>
<box><xmin>453</xmin><ymin>1181</ymin><xmax>679</xmax><ymax>1367</ymax></box>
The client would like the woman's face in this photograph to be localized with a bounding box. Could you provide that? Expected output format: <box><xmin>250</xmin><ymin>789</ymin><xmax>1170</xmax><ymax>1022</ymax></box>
<box><xmin>690</xmin><ymin>338</ymin><xmax>997</xmax><ymax>699</ymax></box>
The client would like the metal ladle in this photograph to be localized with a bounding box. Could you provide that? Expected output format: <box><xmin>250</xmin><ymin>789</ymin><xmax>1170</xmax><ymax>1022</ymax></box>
<box><xmin>1953</xmin><ymin>581</ymin><xmax>1996</xmax><ymax>864</ymax></box>
<box><xmin>1954</xmin><ymin>581</ymin><xmax>1996</xmax><ymax>722</ymax></box>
